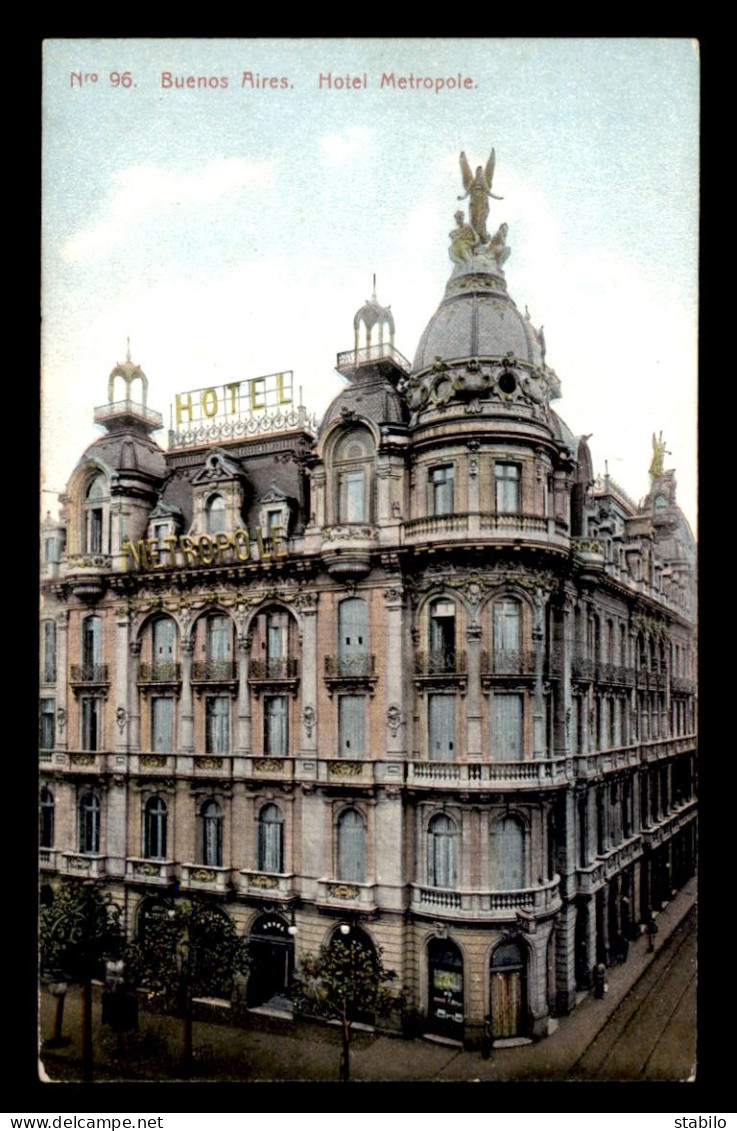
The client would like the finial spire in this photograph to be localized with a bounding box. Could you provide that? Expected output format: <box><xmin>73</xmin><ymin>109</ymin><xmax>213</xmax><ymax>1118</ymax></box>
<box><xmin>126</xmin><ymin>336</ymin><xmax>131</xmax><ymax>363</ymax></box>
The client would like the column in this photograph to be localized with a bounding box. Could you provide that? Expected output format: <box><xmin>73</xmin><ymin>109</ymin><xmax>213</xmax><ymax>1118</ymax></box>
<box><xmin>55</xmin><ymin>614</ymin><xmax>69</xmax><ymax>753</ymax></box>
<box><xmin>552</xmin><ymin>592</ymin><xmax>573</xmax><ymax>761</ymax></box>
<box><xmin>465</xmin><ymin>622</ymin><xmax>482</xmax><ymax>759</ymax></box>
<box><xmin>127</xmin><ymin>637</ymin><xmax>141</xmax><ymax>754</ymax></box>
<box><xmin>381</xmin><ymin>585</ymin><xmax>406</xmax><ymax>760</ymax></box>
<box><xmin>179</xmin><ymin>639</ymin><xmax>194</xmax><ymax>754</ymax></box>
<box><xmin>105</xmin><ymin>775</ymin><xmax>127</xmax><ymax>878</ymax></box>
<box><xmin>532</xmin><ymin>589</ymin><xmax>548</xmax><ymax>759</ymax></box>
<box><xmin>235</xmin><ymin>629</ymin><xmax>251</xmax><ymax>764</ymax></box>
<box><xmin>299</xmin><ymin>594</ymin><xmax>318</xmax><ymax>756</ymax></box>
<box><xmin>466</xmin><ymin>442</ymin><xmax>480</xmax><ymax>537</ymax></box>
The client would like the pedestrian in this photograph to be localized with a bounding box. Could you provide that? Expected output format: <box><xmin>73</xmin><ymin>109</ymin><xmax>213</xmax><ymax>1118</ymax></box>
<box><xmin>645</xmin><ymin>914</ymin><xmax>659</xmax><ymax>953</ymax></box>
<box><xmin>616</xmin><ymin>933</ymin><xmax>629</xmax><ymax>964</ymax></box>
<box><xmin>481</xmin><ymin>1017</ymin><xmax>492</xmax><ymax>1058</ymax></box>
<box><xmin>592</xmin><ymin>961</ymin><xmax>608</xmax><ymax>999</ymax></box>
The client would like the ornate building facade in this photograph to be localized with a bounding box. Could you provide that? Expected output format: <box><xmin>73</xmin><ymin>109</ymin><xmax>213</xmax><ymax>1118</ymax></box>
<box><xmin>39</xmin><ymin>153</ymin><xmax>697</xmax><ymax>1047</ymax></box>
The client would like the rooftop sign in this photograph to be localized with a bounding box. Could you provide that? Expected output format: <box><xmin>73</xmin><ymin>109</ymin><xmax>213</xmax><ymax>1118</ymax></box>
<box><xmin>172</xmin><ymin>370</ymin><xmax>293</xmax><ymax>430</ymax></box>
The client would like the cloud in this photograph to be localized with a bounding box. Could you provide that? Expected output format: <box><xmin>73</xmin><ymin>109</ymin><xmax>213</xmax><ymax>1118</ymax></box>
<box><xmin>62</xmin><ymin>157</ymin><xmax>274</xmax><ymax>263</ymax></box>
<box><xmin>318</xmin><ymin>126</ymin><xmax>375</xmax><ymax>167</ymax></box>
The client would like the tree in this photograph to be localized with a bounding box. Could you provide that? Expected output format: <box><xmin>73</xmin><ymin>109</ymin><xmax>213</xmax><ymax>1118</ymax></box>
<box><xmin>292</xmin><ymin>932</ymin><xmax>398</xmax><ymax>1082</ymax></box>
<box><xmin>40</xmin><ymin>881</ymin><xmax>123</xmax><ymax>1080</ymax></box>
<box><xmin>124</xmin><ymin>896</ymin><xmax>249</xmax><ymax>1075</ymax></box>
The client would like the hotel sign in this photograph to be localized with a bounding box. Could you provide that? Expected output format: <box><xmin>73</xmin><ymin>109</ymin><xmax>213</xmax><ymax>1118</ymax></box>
<box><xmin>173</xmin><ymin>370</ymin><xmax>293</xmax><ymax>429</ymax></box>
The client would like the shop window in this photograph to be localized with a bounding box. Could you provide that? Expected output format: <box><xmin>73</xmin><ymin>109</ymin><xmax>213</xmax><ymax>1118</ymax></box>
<box><xmin>42</xmin><ymin>620</ymin><xmax>57</xmax><ymax>683</ymax></box>
<box><xmin>338</xmin><ymin>695</ymin><xmax>365</xmax><ymax>758</ymax></box>
<box><xmin>151</xmin><ymin>697</ymin><xmax>174</xmax><ymax>754</ymax></box>
<box><xmin>40</xmin><ymin>788</ymin><xmax>54</xmax><ymax>848</ymax></box>
<box><xmin>206</xmin><ymin>697</ymin><xmax>230</xmax><ymax>754</ymax></box>
<box><xmin>257</xmin><ymin>803</ymin><xmax>283</xmax><ymax>873</ymax></box>
<box><xmin>40</xmin><ymin>699</ymin><xmax>55</xmax><ymax>750</ymax></box>
<box><xmin>199</xmin><ymin>799</ymin><xmax>223</xmax><ymax>867</ymax></box>
<box><xmin>143</xmin><ymin>796</ymin><xmax>168</xmax><ymax>860</ymax></box>
<box><xmin>337</xmin><ymin>808</ymin><xmax>366</xmax><ymax>883</ymax></box>
<box><xmin>81</xmin><ymin>697</ymin><xmax>100</xmax><ymax>752</ymax></box>
<box><xmin>491</xmin><ymin>815</ymin><xmax>526</xmax><ymax>890</ymax></box>
<box><xmin>427</xmin><ymin>813</ymin><xmax>457</xmax><ymax>889</ymax></box>
<box><xmin>495</xmin><ymin>463</ymin><xmax>520</xmax><ymax>514</ymax></box>
<box><xmin>428</xmin><ymin>695</ymin><xmax>455</xmax><ymax>760</ymax></box>
<box><xmin>428</xmin><ymin>465</ymin><xmax>454</xmax><ymax>517</ymax></box>
<box><xmin>264</xmin><ymin>695</ymin><xmax>288</xmax><ymax>757</ymax></box>
<box><xmin>78</xmin><ymin>791</ymin><xmax>100</xmax><ymax>855</ymax></box>
<box><xmin>491</xmin><ymin>693</ymin><xmax>523</xmax><ymax>761</ymax></box>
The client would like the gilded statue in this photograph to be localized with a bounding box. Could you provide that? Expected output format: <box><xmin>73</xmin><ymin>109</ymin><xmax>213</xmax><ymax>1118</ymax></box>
<box><xmin>458</xmin><ymin>149</ymin><xmax>503</xmax><ymax>243</ymax></box>
<box><xmin>449</xmin><ymin>210</ymin><xmax>477</xmax><ymax>264</ymax></box>
<box><xmin>649</xmin><ymin>431</ymin><xmax>670</xmax><ymax>479</ymax></box>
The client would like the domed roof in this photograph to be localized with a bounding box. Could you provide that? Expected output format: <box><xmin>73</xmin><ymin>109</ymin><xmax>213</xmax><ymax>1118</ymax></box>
<box><xmin>412</xmin><ymin>256</ymin><xmax>545</xmax><ymax>374</ymax></box>
<box><xmin>79</xmin><ymin>430</ymin><xmax>168</xmax><ymax>481</ymax></box>
<box><xmin>320</xmin><ymin>380</ymin><xmax>409</xmax><ymax>433</ymax></box>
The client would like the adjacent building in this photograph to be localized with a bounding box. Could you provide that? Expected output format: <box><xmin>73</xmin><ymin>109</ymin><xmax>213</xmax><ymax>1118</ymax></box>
<box><xmin>39</xmin><ymin>156</ymin><xmax>697</xmax><ymax>1046</ymax></box>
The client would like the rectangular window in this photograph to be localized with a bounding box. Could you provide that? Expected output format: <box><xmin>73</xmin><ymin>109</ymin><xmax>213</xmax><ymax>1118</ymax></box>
<box><xmin>206</xmin><ymin>697</ymin><xmax>230</xmax><ymax>754</ymax></box>
<box><xmin>43</xmin><ymin>621</ymin><xmax>57</xmax><ymax>683</ymax></box>
<box><xmin>495</xmin><ymin>463</ymin><xmax>520</xmax><ymax>514</ymax></box>
<box><xmin>343</xmin><ymin>470</ymin><xmax>366</xmax><ymax>523</ymax></box>
<box><xmin>339</xmin><ymin>695</ymin><xmax>365</xmax><ymax>758</ymax></box>
<box><xmin>87</xmin><ymin>509</ymin><xmax>103</xmax><ymax>554</ymax></box>
<box><xmin>428</xmin><ymin>465</ymin><xmax>454</xmax><ymax>517</ymax></box>
<box><xmin>83</xmin><ymin>616</ymin><xmax>101</xmax><ymax>668</ymax></box>
<box><xmin>207</xmin><ymin>616</ymin><xmax>231</xmax><ymax>661</ymax></box>
<box><xmin>265</xmin><ymin>696</ymin><xmax>289</xmax><ymax>757</ymax></box>
<box><xmin>491</xmin><ymin>693</ymin><xmax>523</xmax><ymax>761</ymax></box>
<box><xmin>428</xmin><ymin>695</ymin><xmax>455</xmax><ymax>760</ymax></box>
<box><xmin>40</xmin><ymin>699</ymin><xmax>55</xmax><ymax>750</ymax></box>
<box><xmin>152</xmin><ymin>697</ymin><xmax>174</xmax><ymax>754</ymax></box>
<box><xmin>81</xmin><ymin>697</ymin><xmax>99</xmax><ymax>752</ymax></box>
<box><xmin>44</xmin><ymin>537</ymin><xmax>58</xmax><ymax>564</ymax></box>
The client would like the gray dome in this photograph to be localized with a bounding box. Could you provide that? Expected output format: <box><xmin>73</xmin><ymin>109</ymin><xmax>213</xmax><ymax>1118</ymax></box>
<box><xmin>320</xmin><ymin>380</ymin><xmax>409</xmax><ymax>433</ymax></box>
<box><xmin>80</xmin><ymin>431</ymin><xmax>168</xmax><ymax>480</ymax></box>
<box><xmin>412</xmin><ymin>258</ymin><xmax>544</xmax><ymax>374</ymax></box>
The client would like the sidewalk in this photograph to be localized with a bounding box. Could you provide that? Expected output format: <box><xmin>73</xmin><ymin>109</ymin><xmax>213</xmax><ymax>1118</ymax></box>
<box><xmin>39</xmin><ymin>876</ymin><xmax>696</xmax><ymax>1083</ymax></box>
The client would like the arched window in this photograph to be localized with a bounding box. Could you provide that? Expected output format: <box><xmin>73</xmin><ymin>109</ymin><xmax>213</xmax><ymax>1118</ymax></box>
<box><xmin>206</xmin><ymin>494</ymin><xmax>226</xmax><ymax>534</ymax></box>
<box><xmin>200</xmin><ymin>799</ymin><xmax>223</xmax><ymax>867</ymax></box>
<box><xmin>333</xmin><ymin>428</ymin><xmax>374</xmax><ymax>524</ymax></box>
<box><xmin>152</xmin><ymin>617</ymin><xmax>176</xmax><ymax>675</ymax></box>
<box><xmin>40</xmin><ymin>788</ymin><xmax>54</xmax><ymax>848</ymax></box>
<box><xmin>337</xmin><ymin>808</ymin><xmax>366</xmax><ymax>883</ymax></box>
<box><xmin>257</xmin><ymin>803</ymin><xmax>283</xmax><ymax>873</ymax></box>
<box><xmin>492</xmin><ymin>599</ymin><xmax>521</xmax><ymax>672</ymax></box>
<box><xmin>143</xmin><ymin>796</ymin><xmax>168</xmax><ymax>860</ymax></box>
<box><xmin>78</xmin><ymin>791</ymin><xmax>100</xmax><ymax>855</ymax></box>
<box><xmin>85</xmin><ymin>475</ymin><xmax>107</xmax><ymax>554</ymax></box>
<box><xmin>491</xmin><ymin>815</ymin><xmax>526</xmax><ymax>890</ymax></box>
<box><xmin>427</xmin><ymin>813</ymin><xmax>457</xmax><ymax>889</ymax></box>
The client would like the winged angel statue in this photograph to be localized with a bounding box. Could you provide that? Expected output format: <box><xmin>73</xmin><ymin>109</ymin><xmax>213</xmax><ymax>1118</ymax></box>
<box><xmin>457</xmin><ymin>149</ymin><xmax>503</xmax><ymax>244</ymax></box>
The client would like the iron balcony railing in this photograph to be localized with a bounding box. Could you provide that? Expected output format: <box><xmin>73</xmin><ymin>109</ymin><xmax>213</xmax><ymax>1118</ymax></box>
<box><xmin>70</xmin><ymin>663</ymin><xmax>109</xmax><ymax>684</ymax></box>
<box><xmin>414</xmin><ymin>650</ymin><xmax>467</xmax><ymax>677</ymax></box>
<box><xmin>138</xmin><ymin>661</ymin><xmax>182</xmax><ymax>683</ymax></box>
<box><xmin>250</xmin><ymin>657</ymin><xmax>299</xmax><ymax>680</ymax></box>
<box><xmin>481</xmin><ymin>649</ymin><xmax>536</xmax><ymax>676</ymax></box>
<box><xmin>191</xmin><ymin>660</ymin><xmax>238</xmax><ymax>682</ymax></box>
<box><xmin>324</xmin><ymin>654</ymin><xmax>377</xmax><ymax>679</ymax></box>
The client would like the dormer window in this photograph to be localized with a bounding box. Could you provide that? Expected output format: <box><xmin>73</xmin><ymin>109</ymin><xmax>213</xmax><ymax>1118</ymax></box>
<box><xmin>333</xmin><ymin>428</ymin><xmax>374</xmax><ymax>525</ymax></box>
<box><xmin>207</xmin><ymin>494</ymin><xmax>227</xmax><ymax>534</ymax></box>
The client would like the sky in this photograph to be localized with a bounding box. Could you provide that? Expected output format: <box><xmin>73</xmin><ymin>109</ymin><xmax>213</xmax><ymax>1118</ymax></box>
<box><xmin>41</xmin><ymin>38</ymin><xmax>699</xmax><ymax>533</ymax></box>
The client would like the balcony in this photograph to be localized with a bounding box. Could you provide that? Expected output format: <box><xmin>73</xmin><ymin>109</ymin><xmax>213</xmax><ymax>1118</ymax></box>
<box><xmin>244</xmin><ymin>756</ymin><xmax>296</xmax><ymax>782</ymax></box>
<box><xmin>138</xmin><ymin>662</ymin><xmax>182</xmax><ymax>694</ymax></box>
<box><xmin>596</xmin><ymin>662</ymin><xmax>636</xmax><ymax>687</ymax></box>
<box><xmin>59</xmin><ymin>853</ymin><xmax>107</xmax><ymax>879</ymax></box>
<box><xmin>180</xmin><ymin>863</ymin><xmax>231</xmax><ymax>894</ymax></box>
<box><xmin>409</xmin><ymin>876</ymin><xmax>561</xmax><ymax>922</ymax></box>
<box><xmin>321</xmin><ymin>524</ymin><xmax>378</xmax><ymax>578</ymax></box>
<box><xmin>335</xmin><ymin>341</ymin><xmax>411</xmax><ymax>381</ymax></box>
<box><xmin>39</xmin><ymin>848</ymin><xmax>58</xmax><ymax>871</ymax></box>
<box><xmin>248</xmin><ymin>657</ymin><xmax>299</xmax><ymax>699</ymax></box>
<box><xmin>236</xmin><ymin>871</ymin><xmax>296</xmax><ymax>900</ymax></box>
<box><xmin>577</xmin><ymin>837</ymin><xmax>643</xmax><ymax>894</ymax></box>
<box><xmin>191</xmin><ymin>660</ymin><xmax>238</xmax><ymax>693</ymax></box>
<box><xmin>414</xmin><ymin>650</ymin><xmax>467</xmax><ymax>694</ymax></box>
<box><xmin>193</xmin><ymin>755</ymin><xmax>232</xmax><ymax>777</ymax></box>
<box><xmin>572</xmin><ymin>656</ymin><xmax>595</xmax><ymax>682</ymax></box>
<box><xmin>406</xmin><ymin>759</ymin><xmax>567</xmax><ymax>791</ymax></box>
<box><xmin>404</xmin><ymin>513</ymin><xmax>569</xmax><ymax>552</ymax></box>
<box><xmin>671</xmin><ymin>676</ymin><xmax>696</xmax><ymax>695</ymax></box>
<box><xmin>132</xmin><ymin>753</ymin><xmax>174</xmax><ymax>774</ymax></box>
<box><xmin>70</xmin><ymin>664</ymin><xmax>110</xmax><ymax>691</ymax></box>
<box><xmin>481</xmin><ymin>649</ymin><xmax>536</xmax><ymax>683</ymax></box>
<box><xmin>125</xmin><ymin>858</ymin><xmax>178</xmax><ymax>886</ymax></box>
<box><xmin>315</xmin><ymin>879</ymin><xmax>378</xmax><ymax>912</ymax></box>
<box><xmin>324</xmin><ymin>654</ymin><xmax>378</xmax><ymax>697</ymax></box>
